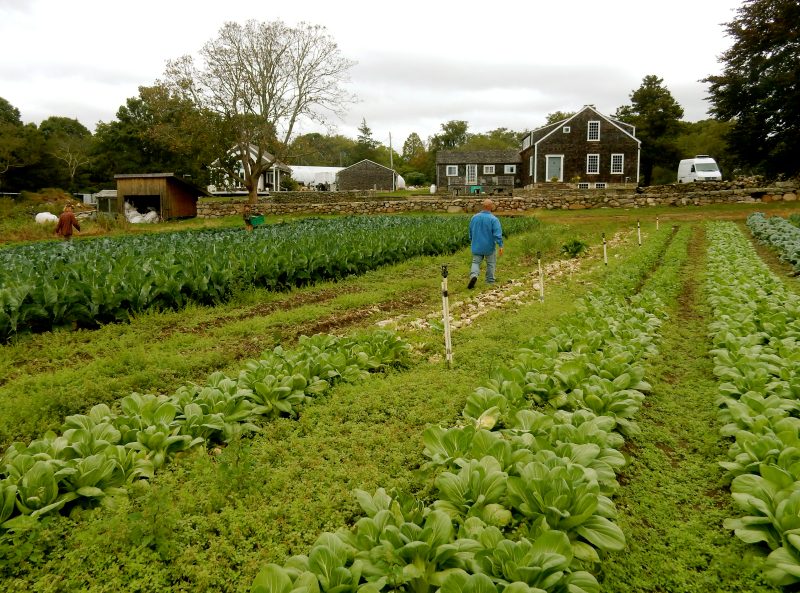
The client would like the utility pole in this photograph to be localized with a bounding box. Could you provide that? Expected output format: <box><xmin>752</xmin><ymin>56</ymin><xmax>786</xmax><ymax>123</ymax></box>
<box><xmin>389</xmin><ymin>132</ymin><xmax>395</xmax><ymax>191</ymax></box>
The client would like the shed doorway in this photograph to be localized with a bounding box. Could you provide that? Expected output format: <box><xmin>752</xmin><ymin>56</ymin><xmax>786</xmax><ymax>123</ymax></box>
<box><xmin>125</xmin><ymin>195</ymin><xmax>161</xmax><ymax>216</ymax></box>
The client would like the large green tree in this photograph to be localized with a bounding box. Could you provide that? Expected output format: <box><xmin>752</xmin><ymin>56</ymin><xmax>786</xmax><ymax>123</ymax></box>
<box><xmin>0</xmin><ymin>97</ymin><xmax>44</xmax><ymax>191</ymax></box>
<box><xmin>429</xmin><ymin>120</ymin><xmax>470</xmax><ymax>151</ymax></box>
<box><xmin>288</xmin><ymin>132</ymin><xmax>357</xmax><ymax>166</ymax></box>
<box><xmin>615</xmin><ymin>75</ymin><xmax>684</xmax><ymax>186</ymax></box>
<box><xmin>675</xmin><ymin>119</ymin><xmax>735</xmax><ymax>176</ymax></box>
<box><xmin>91</xmin><ymin>86</ymin><xmax>211</xmax><ymax>187</ymax></box>
<box><xmin>545</xmin><ymin>111</ymin><xmax>576</xmax><ymax>125</ymax></box>
<box><xmin>461</xmin><ymin>127</ymin><xmax>526</xmax><ymax>151</ymax></box>
<box><xmin>703</xmin><ymin>0</ymin><xmax>800</xmax><ymax>178</ymax></box>
<box><xmin>351</xmin><ymin>117</ymin><xmax>381</xmax><ymax>163</ymax></box>
<box><xmin>162</xmin><ymin>19</ymin><xmax>355</xmax><ymax>203</ymax></box>
<box><xmin>399</xmin><ymin>132</ymin><xmax>431</xmax><ymax>185</ymax></box>
<box><xmin>39</xmin><ymin>116</ymin><xmax>94</xmax><ymax>191</ymax></box>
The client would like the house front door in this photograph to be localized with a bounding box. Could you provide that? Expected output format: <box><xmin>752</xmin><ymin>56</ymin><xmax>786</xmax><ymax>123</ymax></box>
<box><xmin>546</xmin><ymin>155</ymin><xmax>563</xmax><ymax>182</ymax></box>
<box><xmin>466</xmin><ymin>164</ymin><xmax>477</xmax><ymax>185</ymax></box>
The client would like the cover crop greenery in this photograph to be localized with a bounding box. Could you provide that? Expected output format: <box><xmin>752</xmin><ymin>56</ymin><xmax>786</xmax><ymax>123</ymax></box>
<box><xmin>0</xmin><ymin>330</ymin><xmax>410</xmax><ymax>534</ymax></box>
<box><xmin>250</xmin><ymin>226</ymin><xmax>679</xmax><ymax>593</ymax></box>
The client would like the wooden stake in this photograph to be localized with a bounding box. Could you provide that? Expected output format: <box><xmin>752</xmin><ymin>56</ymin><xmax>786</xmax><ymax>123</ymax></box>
<box><xmin>537</xmin><ymin>251</ymin><xmax>544</xmax><ymax>302</ymax></box>
<box><xmin>441</xmin><ymin>265</ymin><xmax>453</xmax><ymax>366</ymax></box>
<box><xmin>603</xmin><ymin>232</ymin><xmax>608</xmax><ymax>266</ymax></box>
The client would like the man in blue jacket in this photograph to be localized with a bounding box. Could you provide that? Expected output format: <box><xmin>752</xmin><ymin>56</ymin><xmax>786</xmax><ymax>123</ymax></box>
<box><xmin>468</xmin><ymin>198</ymin><xmax>504</xmax><ymax>288</ymax></box>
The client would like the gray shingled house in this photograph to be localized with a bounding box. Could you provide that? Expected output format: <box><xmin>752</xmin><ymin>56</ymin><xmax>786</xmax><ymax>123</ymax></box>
<box><xmin>435</xmin><ymin>150</ymin><xmax>522</xmax><ymax>195</ymax></box>
<box><xmin>520</xmin><ymin>105</ymin><xmax>640</xmax><ymax>187</ymax></box>
<box><xmin>336</xmin><ymin>159</ymin><xmax>397</xmax><ymax>191</ymax></box>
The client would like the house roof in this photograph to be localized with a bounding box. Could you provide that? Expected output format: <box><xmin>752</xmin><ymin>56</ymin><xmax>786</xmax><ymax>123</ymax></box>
<box><xmin>528</xmin><ymin>105</ymin><xmax>640</xmax><ymax>147</ymax></box>
<box><xmin>436</xmin><ymin>150</ymin><xmax>522</xmax><ymax>164</ymax></box>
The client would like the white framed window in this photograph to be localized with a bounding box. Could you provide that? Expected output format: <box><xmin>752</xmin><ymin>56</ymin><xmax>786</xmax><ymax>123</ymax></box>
<box><xmin>446</xmin><ymin>165</ymin><xmax>458</xmax><ymax>176</ymax></box>
<box><xmin>586</xmin><ymin>154</ymin><xmax>600</xmax><ymax>174</ymax></box>
<box><xmin>563</xmin><ymin>126</ymin><xmax>571</xmax><ymax>133</ymax></box>
<box><xmin>466</xmin><ymin>164</ymin><xmax>477</xmax><ymax>185</ymax></box>
<box><xmin>611</xmin><ymin>153</ymin><xmax>624</xmax><ymax>174</ymax></box>
<box><xmin>587</xmin><ymin>121</ymin><xmax>600</xmax><ymax>141</ymax></box>
<box><xmin>483</xmin><ymin>165</ymin><xmax>495</xmax><ymax>174</ymax></box>
<box><xmin>504</xmin><ymin>164</ymin><xmax>516</xmax><ymax>174</ymax></box>
<box><xmin>577</xmin><ymin>182</ymin><xmax>590</xmax><ymax>189</ymax></box>
<box><xmin>529</xmin><ymin>156</ymin><xmax>534</xmax><ymax>177</ymax></box>
<box><xmin>522</xmin><ymin>136</ymin><xmax>531</xmax><ymax>149</ymax></box>
<box><xmin>595</xmin><ymin>182</ymin><xmax>607</xmax><ymax>189</ymax></box>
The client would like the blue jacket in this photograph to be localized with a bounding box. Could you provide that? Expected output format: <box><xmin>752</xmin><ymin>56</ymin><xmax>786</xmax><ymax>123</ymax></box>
<box><xmin>469</xmin><ymin>210</ymin><xmax>503</xmax><ymax>255</ymax></box>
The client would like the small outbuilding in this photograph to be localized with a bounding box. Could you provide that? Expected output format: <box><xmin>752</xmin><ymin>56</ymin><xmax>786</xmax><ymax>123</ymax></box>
<box><xmin>336</xmin><ymin>159</ymin><xmax>397</xmax><ymax>191</ymax></box>
<box><xmin>114</xmin><ymin>173</ymin><xmax>210</xmax><ymax>219</ymax></box>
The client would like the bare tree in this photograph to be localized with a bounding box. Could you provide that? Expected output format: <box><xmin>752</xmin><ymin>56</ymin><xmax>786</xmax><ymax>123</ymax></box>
<box><xmin>50</xmin><ymin>137</ymin><xmax>92</xmax><ymax>190</ymax></box>
<box><xmin>163</xmin><ymin>20</ymin><xmax>355</xmax><ymax>203</ymax></box>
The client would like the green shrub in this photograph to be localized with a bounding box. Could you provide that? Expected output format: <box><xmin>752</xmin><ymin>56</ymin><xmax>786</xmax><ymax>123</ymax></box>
<box><xmin>561</xmin><ymin>238</ymin><xmax>588</xmax><ymax>258</ymax></box>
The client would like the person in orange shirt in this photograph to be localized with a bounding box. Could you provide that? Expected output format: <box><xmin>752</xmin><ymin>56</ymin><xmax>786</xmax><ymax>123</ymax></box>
<box><xmin>55</xmin><ymin>202</ymin><xmax>81</xmax><ymax>240</ymax></box>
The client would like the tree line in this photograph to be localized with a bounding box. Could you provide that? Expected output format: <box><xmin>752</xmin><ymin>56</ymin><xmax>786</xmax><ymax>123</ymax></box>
<box><xmin>0</xmin><ymin>0</ymin><xmax>796</xmax><ymax>196</ymax></box>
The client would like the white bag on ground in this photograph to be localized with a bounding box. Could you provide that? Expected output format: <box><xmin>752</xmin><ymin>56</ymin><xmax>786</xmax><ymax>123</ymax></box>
<box><xmin>35</xmin><ymin>212</ymin><xmax>59</xmax><ymax>224</ymax></box>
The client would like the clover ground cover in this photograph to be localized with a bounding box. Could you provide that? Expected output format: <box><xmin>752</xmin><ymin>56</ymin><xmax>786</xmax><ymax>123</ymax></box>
<box><xmin>1</xmin><ymin>208</ymin><xmax>793</xmax><ymax>592</ymax></box>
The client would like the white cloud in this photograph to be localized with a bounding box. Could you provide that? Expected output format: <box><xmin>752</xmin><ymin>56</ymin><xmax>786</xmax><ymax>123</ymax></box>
<box><xmin>0</xmin><ymin>0</ymin><xmax>739</xmax><ymax>150</ymax></box>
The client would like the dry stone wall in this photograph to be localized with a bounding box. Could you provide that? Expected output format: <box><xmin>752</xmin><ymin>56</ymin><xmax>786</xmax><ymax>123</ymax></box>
<box><xmin>197</xmin><ymin>181</ymin><xmax>798</xmax><ymax>218</ymax></box>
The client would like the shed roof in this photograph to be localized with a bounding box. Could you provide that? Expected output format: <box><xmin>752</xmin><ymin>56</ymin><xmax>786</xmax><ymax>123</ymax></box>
<box><xmin>436</xmin><ymin>150</ymin><xmax>522</xmax><ymax>164</ymax></box>
<box><xmin>114</xmin><ymin>173</ymin><xmax>212</xmax><ymax>196</ymax></box>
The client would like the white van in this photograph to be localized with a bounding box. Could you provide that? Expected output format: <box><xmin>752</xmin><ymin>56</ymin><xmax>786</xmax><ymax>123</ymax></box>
<box><xmin>677</xmin><ymin>155</ymin><xmax>722</xmax><ymax>183</ymax></box>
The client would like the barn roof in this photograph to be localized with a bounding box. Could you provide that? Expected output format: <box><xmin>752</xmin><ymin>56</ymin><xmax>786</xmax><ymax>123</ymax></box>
<box><xmin>339</xmin><ymin>159</ymin><xmax>396</xmax><ymax>173</ymax></box>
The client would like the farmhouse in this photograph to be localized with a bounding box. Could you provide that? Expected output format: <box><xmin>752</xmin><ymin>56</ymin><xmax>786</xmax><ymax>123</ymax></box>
<box><xmin>113</xmin><ymin>173</ymin><xmax>210</xmax><ymax>220</ymax></box>
<box><xmin>336</xmin><ymin>159</ymin><xmax>397</xmax><ymax>191</ymax></box>
<box><xmin>207</xmin><ymin>145</ymin><xmax>292</xmax><ymax>194</ymax></box>
<box><xmin>520</xmin><ymin>105</ymin><xmax>640</xmax><ymax>187</ymax></box>
<box><xmin>435</xmin><ymin>150</ymin><xmax>522</xmax><ymax>195</ymax></box>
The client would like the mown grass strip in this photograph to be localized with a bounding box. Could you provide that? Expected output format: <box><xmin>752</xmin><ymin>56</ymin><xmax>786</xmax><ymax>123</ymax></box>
<box><xmin>599</xmin><ymin>222</ymin><xmax>777</xmax><ymax>592</ymax></box>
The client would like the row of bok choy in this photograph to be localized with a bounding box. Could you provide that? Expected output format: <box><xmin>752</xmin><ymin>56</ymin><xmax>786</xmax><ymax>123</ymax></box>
<box><xmin>250</xmin><ymin>226</ymin><xmax>687</xmax><ymax>593</ymax></box>
<box><xmin>707</xmin><ymin>221</ymin><xmax>800</xmax><ymax>587</ymax></box>
<box><xmin>0</xmin><ymin>330</ymin><xmax>410</xmax><ymax>533</ymax></box>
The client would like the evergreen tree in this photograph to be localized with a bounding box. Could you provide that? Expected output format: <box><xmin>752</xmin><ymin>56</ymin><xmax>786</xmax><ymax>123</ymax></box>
<box><xmin>615</xmin><ymin>75</ymin><xmax>684</xmax><ymax>186</ymax></box>
<box><xmin>703</xmin><ymin>0</ymin><xmax>800</xmax><ymax>178</ymax></box>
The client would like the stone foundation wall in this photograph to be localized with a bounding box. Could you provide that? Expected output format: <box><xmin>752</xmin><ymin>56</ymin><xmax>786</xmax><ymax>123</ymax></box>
<box><xmin>197</xmin><ymin>181</ymin><xmax>798</xmax><ymax>217</ymax></box>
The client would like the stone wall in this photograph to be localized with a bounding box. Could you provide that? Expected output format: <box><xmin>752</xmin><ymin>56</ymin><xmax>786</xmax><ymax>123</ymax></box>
<box><xmin>197</xmin><ymin>181</ymin><xmax>798</xmax><ymax>218</ymax></box>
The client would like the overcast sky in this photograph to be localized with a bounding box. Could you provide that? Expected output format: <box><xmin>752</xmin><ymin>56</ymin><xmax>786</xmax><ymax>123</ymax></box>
<box><xmin>0</xmin><ymin>0</ymin><xmax>741</xmax><ymax>150</ymax></box>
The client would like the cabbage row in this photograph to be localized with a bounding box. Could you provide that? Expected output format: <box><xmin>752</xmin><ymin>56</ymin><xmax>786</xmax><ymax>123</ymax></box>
<box><xmin>747</xmin><ymin>212</ymin><xmax>800</xmax><ymax>272</ymax></box>
<box><xmin>251</xmin><ymin>228</ymin><xmax>684</xmax><ymax>593</ymax></box>
<box><xmin>706</xmin><ymin>222</ymin><xmax>800</xmax><ymax>586</ymax></box>
<box><xmin>0</xmin><ymin>330</ymin><xmax>410</xmax><ymax>534</ymax></box>
<box><xmin>0</xmin><ymin>215</ymin><xmax>540</xmax><ymax>341</ymax></box>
